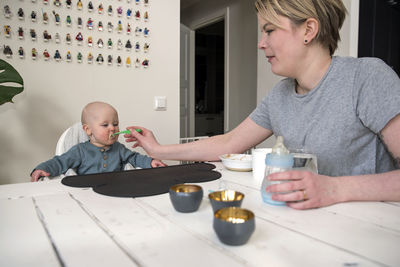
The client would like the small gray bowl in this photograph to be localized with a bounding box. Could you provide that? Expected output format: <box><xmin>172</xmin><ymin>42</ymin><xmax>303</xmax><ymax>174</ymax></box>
<box><xmin>169</xmin><ymin>184</ymin><xmax>203</xmax><ymax>213</ymax></box>
<box><xmin>208</xmin><ymin>190</ymin><xmax>244</xmax><ymax>213</ymax></box>
<box><xmin>213</xmin><ymin>207</ymin><xmax>255</xmax><ymax>246</ymax></box>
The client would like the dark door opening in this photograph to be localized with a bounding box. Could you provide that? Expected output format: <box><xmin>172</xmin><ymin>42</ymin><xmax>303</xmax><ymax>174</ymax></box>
<box><xmin>194</xmin><ymin>20</ymin><xmax>225</xmax><ymax>137</ymax></box>
<box><xmin>358</xmin><ymin>0</ymin><xmax>400</xmax><ymax>76</ymax></box>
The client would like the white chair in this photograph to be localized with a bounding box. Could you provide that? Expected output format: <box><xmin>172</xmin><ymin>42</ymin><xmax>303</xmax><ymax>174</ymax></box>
<box><xmin>55</xmin><ymin>122</ymin><xmax>89</xmax><ymax>156</ymax></box>
<box><xmin>53</xmin><ymin>122</ymin><xmax>89</xmax><ymax>177</ymax></box>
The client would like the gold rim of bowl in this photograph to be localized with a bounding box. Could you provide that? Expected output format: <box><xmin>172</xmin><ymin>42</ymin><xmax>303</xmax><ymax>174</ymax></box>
<box><xmin>214</xmin><ymin>207</ymin><xmax>254</xmax><ymax>223</ymax></box>
<box><xmin>208</xmin><ymin>190</ymin><xmax>244</xmax><ymax>201</ymax></box>
<box><xmin>170</xmin><ymin>184</ymin><xmax>202</xmax><ymax>193</ymax></box>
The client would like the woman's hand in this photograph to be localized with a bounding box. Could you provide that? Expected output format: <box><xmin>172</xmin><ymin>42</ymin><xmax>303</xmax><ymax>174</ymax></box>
<box><xmin>125</xmin><ymin>126</ymin><xmax>160</xmax><ymax>158</ymax></box>
<box><xmin>31</xmin><ymin>169</ymin><xmax>50</xmax><ymax>182</ymax></box>
<box><xmin>266</xmin><ymin>170</ymin><xmax>341</xmax><ymax>209</ymax></box>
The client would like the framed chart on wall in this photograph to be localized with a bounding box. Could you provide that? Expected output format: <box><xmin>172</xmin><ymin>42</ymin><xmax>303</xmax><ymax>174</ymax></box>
<box><xmin>1</xmin><ymin>0</ymin><xmax>151</xmax><ymax>68</ymax></box>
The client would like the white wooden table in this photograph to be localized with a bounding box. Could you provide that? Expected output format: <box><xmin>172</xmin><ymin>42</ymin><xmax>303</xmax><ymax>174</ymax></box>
<box><xmin>1</xmin><ymin>162</ymin><xmax>399</xmax><ymax>267</ymax></box>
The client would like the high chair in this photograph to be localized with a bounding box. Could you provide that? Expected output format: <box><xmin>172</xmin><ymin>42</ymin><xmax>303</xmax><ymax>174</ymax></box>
<box><xmin>55</xmin><ymin>122</ymin><xmax>89</xmax><ymax>157</ymax></box>
<box><xmin>53</xmin><ymin>122</ymin><xmax>88</xmax><ymax>177</ymax></box>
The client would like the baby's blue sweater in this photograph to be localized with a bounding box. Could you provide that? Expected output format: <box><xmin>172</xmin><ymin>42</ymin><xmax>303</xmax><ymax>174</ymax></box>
<box><xmin>33</xmin><ymin>141</ymin><xmax>152</xmax><ymax>176</ymax></box>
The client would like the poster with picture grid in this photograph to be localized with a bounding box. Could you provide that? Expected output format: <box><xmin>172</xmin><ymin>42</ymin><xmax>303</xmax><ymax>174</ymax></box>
<box><xmin>1</xmin><ymin>0</ymin><xmax>151</xmax><ymax>68</ymax></box>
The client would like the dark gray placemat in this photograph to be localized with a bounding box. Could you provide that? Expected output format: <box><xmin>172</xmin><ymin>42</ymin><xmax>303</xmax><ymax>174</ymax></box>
<box><xmin>62</xmin><ymin>162</ymin><xmax>221</xmax><ymax>197</ymax></box>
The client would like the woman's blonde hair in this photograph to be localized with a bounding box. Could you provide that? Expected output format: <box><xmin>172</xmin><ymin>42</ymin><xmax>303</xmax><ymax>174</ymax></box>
<box><xmin>255</xmin><ymin>0</ymin><xmax>347</xmax><ymax>56</ymax></box>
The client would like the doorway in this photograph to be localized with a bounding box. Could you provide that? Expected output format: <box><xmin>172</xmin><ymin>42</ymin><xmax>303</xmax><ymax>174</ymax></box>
<box><xmin>358</xmin><ymin>0</ymin><xmax>400</xmax><ymax>76</ymax></box>
<box><xmin>194</xmin><ymin>20</ymin><xmax>225</xmax><ymax>137</ymax></box>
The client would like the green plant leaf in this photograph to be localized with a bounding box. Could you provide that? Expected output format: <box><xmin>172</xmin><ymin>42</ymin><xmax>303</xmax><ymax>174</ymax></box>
<box><xmin>0</xmin><ymin>59</ymin><xmax>24</xmax><ymax>105</ymax></box>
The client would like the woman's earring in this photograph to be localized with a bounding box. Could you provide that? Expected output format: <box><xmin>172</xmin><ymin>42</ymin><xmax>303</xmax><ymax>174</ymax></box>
<box><xmin>304</xmin><ymin>39</ymin><xmax>308</xmax><ymax>44</ymax></box>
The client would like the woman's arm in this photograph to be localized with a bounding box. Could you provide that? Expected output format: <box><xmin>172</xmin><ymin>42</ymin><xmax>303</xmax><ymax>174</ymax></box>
<box><xmin>267</xmin><ymin>169</ymin><xmax>400</xmax><ymax>210</ymax></box>
<box><xmin>125</xmin><ymin>117</ymin><xmax>273</xmax><ymax>161</ymax></box>
<box><xmin>336</xmin><ymin>113</ymin><xmax>400</xmax><ymax>202</ymax></box>
<box><xmin>267</xmin><ymin>114</ymin><xmax>400</xmax><ymax>209</ymax></box>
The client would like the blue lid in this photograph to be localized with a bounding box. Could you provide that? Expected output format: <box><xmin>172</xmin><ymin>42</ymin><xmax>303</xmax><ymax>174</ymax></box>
<box><xmin>265</xmin><ymin>153</ymin><xmax>294</xmax><ymax>168</ymax></box>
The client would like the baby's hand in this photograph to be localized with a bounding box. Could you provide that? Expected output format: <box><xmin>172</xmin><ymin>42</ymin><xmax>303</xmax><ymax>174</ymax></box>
<box><xmin>31</xmin><ymin>169</ymin><xmax>50</xmax><ymax>182</ymax></box>
<box><xmin>151</xmin><ymin>159</ymin><xmax>167</xmax><ymax>168</ymax></box>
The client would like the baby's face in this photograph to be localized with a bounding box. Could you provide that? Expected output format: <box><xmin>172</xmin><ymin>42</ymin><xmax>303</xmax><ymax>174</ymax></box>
<box><xmin>87</xmin><ymin>108</ymin><xmax>120</xmax><ymax>147</ymax></box>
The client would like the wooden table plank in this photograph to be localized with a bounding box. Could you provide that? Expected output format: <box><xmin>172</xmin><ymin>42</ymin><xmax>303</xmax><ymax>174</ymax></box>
<box><xmin>324</xmin><ymin>202</ymin><xmax>400</xmax><ymax>232</ymax></box>
<box><xmin>0</xmin><ymin>179</ymin><xmax>84</xmax><ymax>200</ymax></box>
<box><xmin>34</xmin><ymin>193</ymin><xmax>139</xmax><ymax>267</ymax></box>
<box><xmin>70</xmin><ymin>190</ymin><xmax>247</xmax><ymax>267</ymax></box>
<box><xmin>0</xmin><ymin>198</ymin><xmax>60</xmax><ymax>267</ymax></box>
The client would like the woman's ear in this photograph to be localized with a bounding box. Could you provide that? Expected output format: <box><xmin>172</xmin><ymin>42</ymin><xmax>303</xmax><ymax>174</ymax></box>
<box><xmin>303</xmin><ymin>18</ymin><xmax>319</xmax><ymax>44</ymax></box>
<box><xmin>82</xmin><ymin>124</ymin><xmax>92</xmax><ymax>136</ymax></box>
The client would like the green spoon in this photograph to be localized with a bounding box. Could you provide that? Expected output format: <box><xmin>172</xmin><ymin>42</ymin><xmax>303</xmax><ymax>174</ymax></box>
<box><xmin>111</xmin><ymin>129</ymin><xmax>142</xmax><ymax>137</ymax></box>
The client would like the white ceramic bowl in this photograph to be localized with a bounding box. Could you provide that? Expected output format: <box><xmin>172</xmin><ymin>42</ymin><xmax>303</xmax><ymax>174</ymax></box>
<box><xmin>219</xmin><ymin>154</ymin><xmax>252</xmax><ymax>172</ymax></box>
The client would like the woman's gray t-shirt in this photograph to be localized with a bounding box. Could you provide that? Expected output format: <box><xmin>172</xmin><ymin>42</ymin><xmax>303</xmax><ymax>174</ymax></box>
<box><xmin>250</xmin><ymin>56</ymin><xmax>400</xmax><ymax>176</ymax></box>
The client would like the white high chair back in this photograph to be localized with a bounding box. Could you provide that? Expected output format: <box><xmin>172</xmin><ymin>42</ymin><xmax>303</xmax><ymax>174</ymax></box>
<box><xmin>56</xmin><ymin>122</ymin><xmax>89</xmax><ymax>156</ymax></box>
<box><xmin>53</xmin><ymin>122</ymin><xmax>89</xmax><ymax>177</ymax></box>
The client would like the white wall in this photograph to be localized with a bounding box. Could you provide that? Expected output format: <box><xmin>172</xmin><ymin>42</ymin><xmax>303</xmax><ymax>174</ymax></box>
<box><xmin>256</xmin><ymin>0</ymin><xmax>359</xmax><ymax>148</ymax></box>
<box><xmin>0</xmin><ymin>0</ymin><xmax>180</xmax><ymax>184</ymax></box>
<box><xmin>181</xmin><ymin>0</ymin><xmax>258</xmax><ymax>132</ymax></box>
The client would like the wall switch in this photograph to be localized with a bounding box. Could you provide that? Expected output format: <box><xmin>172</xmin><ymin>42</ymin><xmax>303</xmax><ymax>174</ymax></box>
<box><xmin>154</xmin><ymin>96</ymin><xmax>167</xmax><ymax>111</ymax></box>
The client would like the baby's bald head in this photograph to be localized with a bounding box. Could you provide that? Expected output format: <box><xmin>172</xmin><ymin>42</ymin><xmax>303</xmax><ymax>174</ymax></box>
<box><xmin>81</xmin><ymin>101</ymin><xmax>118</xmax><ymax>125</ymax></box>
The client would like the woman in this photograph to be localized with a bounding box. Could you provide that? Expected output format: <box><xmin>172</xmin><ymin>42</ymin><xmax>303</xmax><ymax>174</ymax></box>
<box><xmin>125</xmin><ymin>0</ymin><xmax>400</xmax><ymax>209</ymax></box>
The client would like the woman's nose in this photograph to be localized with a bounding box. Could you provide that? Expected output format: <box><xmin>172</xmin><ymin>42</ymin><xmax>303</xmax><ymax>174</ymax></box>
<box><xmin>258</xmin><ymin>32</ymin><xmax>271</xmax><ymax>49</ymax></box>
<box><xmin>258</xmin><ymin>37</ymin><xmax>266</xmax><ymax>50</ymax></box>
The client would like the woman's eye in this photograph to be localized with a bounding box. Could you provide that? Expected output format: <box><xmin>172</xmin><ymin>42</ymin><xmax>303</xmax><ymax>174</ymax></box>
<box><xmin>266</xmin><ymin>30</ymin><xmax>273</xmax><ymax>35</ymax></box>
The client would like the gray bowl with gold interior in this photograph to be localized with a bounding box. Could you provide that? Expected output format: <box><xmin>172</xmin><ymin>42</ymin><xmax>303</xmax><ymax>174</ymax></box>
<box><xmin>169</xmin><ymin>184</ymin><xmax>203</xmax><ymax>213</ymax></box>
<box><xmin>213</xmin><ymin>207</ymin><xmax>255</xmax><ymax>246</ymax></box>
<box><xmin>208</xmin><ymin>190</ymin><xmax>244</xmax><ymax>213</ymax></box>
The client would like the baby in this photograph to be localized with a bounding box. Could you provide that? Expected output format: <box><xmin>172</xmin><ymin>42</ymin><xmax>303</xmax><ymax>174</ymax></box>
<box><xmin>31</xmin><ymin>101</ymin><xmax>166</xmax><ymax>182</ymax></box>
